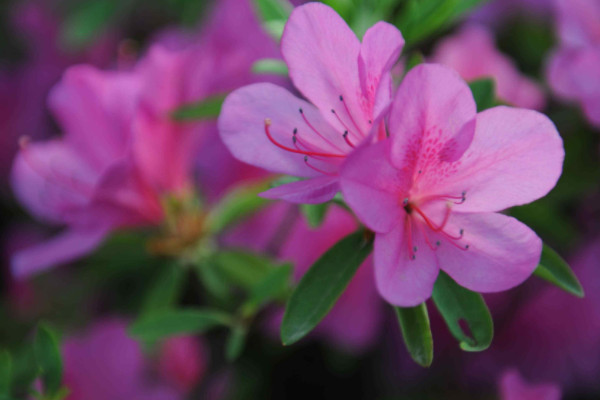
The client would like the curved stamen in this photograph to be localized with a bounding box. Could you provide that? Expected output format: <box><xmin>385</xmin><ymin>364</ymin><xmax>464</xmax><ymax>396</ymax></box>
<box><xmin>331</xmin><ymin>109</ymin><xmax>361</xmax><ymax>142</ymax></box>
<box><xmin>299</xmin><ymin>109</ymin><xmax>346</xmax><ymax>153</ymax></box>
<box><xmin>338</xmin><ymin>95</ymin><xmax>363</xmax><ymax>136</ymax></box>
<box><xmin>304</xmin><ymin>156</ymin><xmax>336</xmax><ymax>176</ymax></box>
<box><xmin>420</xmin><ymin>192</ymin><xmax>466</xmax><ymax>205</ymax></box>
<box><xmin>342</xmin><ymin>131</ymin><xmax>355</xmax><ymax>148</ymax></box>
<box><xmin>264</xmin><ymin>119</ymin><xmax>344</xmax><ymax>158</ymax></box>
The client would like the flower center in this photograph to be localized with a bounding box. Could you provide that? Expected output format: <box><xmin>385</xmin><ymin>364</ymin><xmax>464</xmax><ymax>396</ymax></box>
<box><xmin>402</xmin><ymin>191</ymin><xmax>469</xmax><ymax>260</ymax></box>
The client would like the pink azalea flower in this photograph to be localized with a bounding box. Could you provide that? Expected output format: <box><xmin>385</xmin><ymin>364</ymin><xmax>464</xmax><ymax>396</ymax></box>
<box><xmin>498</xmin><ymin>369</ymin><xmax>561</xmax><ymax>400</ymax></box>
<box><xmin>158</xmin><ymin>336</ymin><xmax>209</xmax><ymax>394</ymax></box>
<box><xmin>10</xmin><ymin>0</ymin><xmax>279</xmax><ymax>278</ymax></box>
<box><xmin>547</xmin><ymin>0</ymin><xmax>600</xmax><ymax>127</ymax></box>
<box><xmin>340</xmin><ymin>64</ymin><xmax>564</xmax><ymax>306</ymax></box>
<box><xmin>62</xmin><ymin>319</ymin><xmax>182</xmax><ymax>400</ymax></box>
<box><xmin>432</xmin><ymin>24</ymin><xmax>545</xmax><ymax>110</ymax></box>
<box><xmin>470</xmin><ymin>0</ymin><xmax>552</xmax><ymax>26</ymax></box>
<box><xmin>218</xmin><ymin>2</ymin><xmax>404</xmax><ymax>204</ymax></box>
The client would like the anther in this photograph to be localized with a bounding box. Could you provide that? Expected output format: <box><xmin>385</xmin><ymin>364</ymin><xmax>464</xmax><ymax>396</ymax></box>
<box><xmin>292</xmin><ymin>136</ymin><xmax>297</xmax><ymax>144</ymax></box>
<box><xmin>304</xmin><ymin>155</ymin><xmax>308</xmax><ymax>162</ymax></box>
<box><xmin>465</xmin><ymin>245</ymin><xmax>470</xmax><ymax>250</ymax></box>
<box><xmin>343</xmin><ymin>131</ymin><xmax>348</xmax><ymax>137</ymax></box>
<box><xmin>403</xmin><ymin>198</ymin><xmax>409</xmax><ymax>206</ymax></box>
<box><xmin>331</xmin><ymin>109</ymin><xmax>335</xmax><ymax>114</ymax></box>
<box><xmin>368</xmin><ymin>120</ymin><xmax>372</xmax><ymax>124</ymax></box>
<box><xmin>413</xmin><ymin>246</ymin><xmax>418</xmax><ymax>253</ymax></box>
<box><xmin>436</xmin><ymin>241</ymin><xmax>441</xmax><ymax>247</ymax></box>
<box><xmin>411</xmin><ymin>255</ymin><xmax>416</xmax><ymax>260</ymax></box>
<box><xmin>339</xmin><ymin>95</ymin><xmax>343</xmax><ymax>101</ymax></box>
<box><xmin>299</xmin><ymin>108</ymin><xmax>303</xmax><ymax>114</ymax></box>
<box><xmin>293</xmin><ymin>128</ymin><xmax>297</xmax><ymax>134</ymax></box>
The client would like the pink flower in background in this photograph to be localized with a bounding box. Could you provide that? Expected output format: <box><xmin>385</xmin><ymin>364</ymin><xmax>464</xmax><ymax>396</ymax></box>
<box><xmin>499</xmin><ymin>370</ymin><xmax>561</xmax><ymax>400</ymax></box>
<box><xmin>340</xmin><ymin>64</ymin><xmax>564</xmax><ymax>306</ymax></box>
<box><xmin>158</xmin><ymin>336</ymin><xmax>209</xmax><ymax>394</ymax></box>
<box><xmin>470</xmin><ymin>0</ymin><xmax>552</xmax><ymax>26</ymax></box>
<box><xmin>10</xmin><ymin>0</ymin><xmax>280</xmax><ymax>278</ymax></box>
<box><xmin>547</xmin><ymin>0</ymin><xmax>600</xmax><ymax>127</ymax></box>
<box><xmin>219</xmin><ymin>3</ymin><xmax>404</xmax><ymax>204</ymax></box>
<box><xmin>0</xmin><ymin>1</ymin><xmax>115</xmax><ymax>181</ymax></box>
<box><xmin>432</xmin><ymin>24</ymin><xmax>545</xmax><ymax>110</ymax></box>
<box><xmin>63</xmin><ymin>319</ymin><xmax>198</xmax><ymax>400</ymax></box>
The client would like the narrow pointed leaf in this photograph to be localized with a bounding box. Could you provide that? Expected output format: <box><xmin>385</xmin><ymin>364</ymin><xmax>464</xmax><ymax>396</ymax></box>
<box><xmin>280</xmin><ymin>230</ymin><xmax>374</xmax><ymax>345</ymax></box>
<box><xmin>242</xmin><ymin>263</ymin><xmax>293</xmax><ymax>316</ymax></box>
<box><xmin>535</xmin><ymin>244</ymin><xmax>584</xmax><ymax>297</ymax></box>
<box><xmin>432</xmin><ymin>271</ymin><xmax>493</xmax><ymax>352</ymax></box>
<box><xmin>130</xmin><ymin>309</ymin><xmax>233</xmax><ymax>341</ymax></box>
<box><xmin>0</xmin><ymin>350</ymin><xmax>11</xmax><ymax>396</ymax></box>
<box><xmin>34</xmin><ymin>325</ymin><xmax>63</xmax><ymax>396</ymax></box>
<box><xmin>171</xmin><ymin>94</ymin><xmax>226</xmax><ymax>121</ymax></box>
<box><xmin>225</xmin><ymin>326</ymin><xmax>247</xmax><ymax>362</ymax></box>
<box><xmin>300</xmin><ymin>203</ymin><xmax>330</xmax><ymax>228</ymax></box>
<box><xmin>469</xmin><ymin>78</ymin><xmax>496</xmax><ymax>112</ymax></box>
<box><xmin>252</xmin><ymin>59</ymin><xmax>289</xmax><ymax>76</ymax></box>
<box><xmin>140</xmin><ymin>263</ymin><xmax>186</xmax><ymax>314</ymax></box>
<box><xmin>394</xmin><ymin>304</ymin><xmax>434</xmax><ymax>367</ymax></box>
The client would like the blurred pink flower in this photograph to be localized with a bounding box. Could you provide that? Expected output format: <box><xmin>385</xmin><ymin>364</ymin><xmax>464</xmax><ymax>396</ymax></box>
<box><xmin>62</xmin><ymin>319</ymin><xmax>182</xmax><ymax>400</ymax></box>
<box><xmin>10</xmin><ymin>0</ymin><xmax>279</xmax><ymax>278</ymax></box>
<box><xmin>547</xmin><ymin>0</ymin><xmax>600</xmax><ymax>127</ymax></box>
<box><xmin>158</xmin><ymin>336</ymin><xmax>209</xmax><ymax>394</ymax></box>
<box><xmin>470</xmin><ymin>0</ymin><xmax>552</xmax><ymax>26</ymax></box>
<box><xmin>340</xmin><ymin>64</ymin><xmax>564</xmax><ymax>306</ymax></box>
<box><xmin>499</xmin><ymin>369</ymin><xmax>561</xmax><ymax>400</ymax></box>
<box><xmin>0</xmin><ymin>1</ymin><xmax>115</xmax><ymax>181</ymax></box>
<box><xmin>219</xmin><ymin>3</ymin><xmax>404</xmax><ymax>204</ymax></box>
<box><xmin>432</xmin><ymin>24</ymin><xmax>545</xmax><ymax>110</ymax></box>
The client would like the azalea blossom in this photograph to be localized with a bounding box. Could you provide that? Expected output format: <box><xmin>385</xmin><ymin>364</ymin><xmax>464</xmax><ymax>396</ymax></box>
<box><xmin>10</xmin><ymin>0</ymin><xmax>278</xmax><ymax>278</ymax></box>
<box><xmin>218</xmin><ymin>2</ymin><xmax>404</xmax><ymax>204</ymax></box>
<box><xmin>547</xmin><ymin>0</ymin><xmax>600</xmax><ymax>127</ymax></box>
<box><xmin>432</xmin><ymin>24</ymin><xmax>545</xmax><ymax>110</ymax></box>
<box><xmin>340</xmin><ymin>64</ymin><xmax>564</xmax><ymax>306</ymax></box>
<box><xmin>498</xmin><ymin>370</ymin><xmax>561</xmax><ymax>400</ymax></box>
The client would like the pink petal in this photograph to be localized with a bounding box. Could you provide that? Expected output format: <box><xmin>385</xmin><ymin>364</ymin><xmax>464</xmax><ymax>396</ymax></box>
<box><xmin>11</xmin><ymin>139</ymin><xmax>97</xmax><ymax>224</ymax></box>
<box><xmin>11</xmin><ymin>227</ymin><xmax>108</xmax><ymax>279</ymax></box>
<box><xmin>48</xmin><ymin>65</ymin><xmax>141</xmax><ymax>171</ymax></box>
<box><xmin>436</xmin><ymin>212</ymin><xmax>541</xmax><ymax>293</ymax></box>
<box><xmin>281</xmin><ymin>3</ymin><xmax>369</xmax><ymax>134</ymax></box>
<box><xmin>260</xmin><ymin>176</ymin><xmax>339</xmax><ymax>204</ymax></box>
<box><xmin>340</xmin><ymin>141</ymin><xmax>409</xmax><ymax>233</ymax></box>
<box><xmin>582</xmin><ymin>95</ymin><xmax>600</xmax><ymax>127</ymax></box>
<box><xmin>439</xmin><ymin>106</ymin><xmax>564</xmax><ymax>213</ymax></box>
<box><xmin>499</xmin><ymin>369</ymin><xmax>561</xmax><ymax>400</ymax></box>
<box><xmin>218</xmin><ymin>83</ymin><xmax>345</xmax><ymax>177</ymax></box>
<box><xmin>389</xmin><ymin>64</ymin><xmax>477</xmax><ymax>170</ymax></box>
<box><xmin>359</xmin><ymin>22</ymin><xmax>404</xmax><ymax>118</ymax></box>
<box><xmin>554</xmin><ymin>0</ymin><xmax>600</xmax><ymax>47</ymax></box>
<box><xmin>374</xmin><ymin>224</ymin><xmax>440</xmax><ymax>307</ymax></box>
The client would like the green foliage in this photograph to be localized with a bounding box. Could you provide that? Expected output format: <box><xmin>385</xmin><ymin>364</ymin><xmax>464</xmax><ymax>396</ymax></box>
<box><xmin>432</xmin><ymin>272</ymin><xmax>493</xmax><ymax>351</ymax></box>
<box><xmin>241</xmin><ymin>263</ymin><xmax>293</xmax><ymax>317</ymax></box>
<box><xmin>535</xmin><ymin>244</ymin><xmax>584</xmax><ymax>297</ymax></box>
<box><xmin>252</xmin><ymin>59</ymin><xmax>289</xmax><ymax>76</ymax></box>
<box><xmin>33</xmin><ymin>325</ymin><xmax>63</xmax><ymax>397</ymax></box>
<box><xmin>226</xmin><ymin>327</ymin><xmax>248</xmax><ymax>362</ymax></box>
<box><xmin>60</xmin><ymin>0</ymin><xmax>125</xmax><ymax>50</ymax></box>
<box><xmin>396</xmin><ymin>0</ymin><xmax>488</xmax><ymax>47</ymax></box>
<box><xmin>140</xmin><ymin>263</ymin><xmax>186</xmax><ymax>314</ymax></box>
<box><xmin>205</xmin><ymin>181</ymin><xmax>271</xmax><ymax>234</ymax></box>
<box><xmin>300</xmin><ymin>203</ymin><xmax>330</xmax><ymax>228</ymax></box>
<box><xmin>130</xmin><ymin>309</ymin><xmax>233</xmax><ymax>341</ymax></box>
<box><xmin>171</xmin><ymin>95</ymin><xmax>227</xmax><ymax>121</ymax></box>
<box><xmin>394</xmin><ymin>304</ymin><xmax>434</xmax><ymax>367</ymax></box>
<box><xmin>0</xmin><ymin>351</ymin><xmax>11</xmax><ymax>397</ymax></box>
<box><xmin>252</xmin><ymin>0</ymin><xmax>292</xmax><ymax>40</ymax></box>
<box><xmin>281</xmin><ymin>230</ymin><xmax>374</xmax><ymax>345</ymax></box>
<box><xmin>469</xmin><ymin>78</ymin><xmax>496</xmax><ymax>112</ymax></box>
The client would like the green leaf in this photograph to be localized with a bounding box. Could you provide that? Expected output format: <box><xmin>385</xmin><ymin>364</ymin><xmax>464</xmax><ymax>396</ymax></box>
<box><xmin>34</xmin><ymin>325</ymin><xmax>63</xmax><ymax>396</ymax></box>
<box><xmin>242</xmin><ymin>264</ymin><xmax>293</xmax><ymax>316</ymax></box>
<box><xmin>469</xmin><ymin>78</ymin><xmax>496</xmax><ymax>112</ymax></box>
<box><xmin>205</xmin><ymin>181</ymin><xmax>271</xmax><ymax>234</ymax></box>
<box><xmin>300</xmin><ymin>203</ymin><xmax>330</xmax><ymax>228</ymax></box>
<box><xmin>397</xmin><ymin>0</ymin><xmax>488</xmax><ymax>47</ymax></box>
<box><xmin>0</xmin><ymin>350</ymin><xmax>11</xmax><ymax>396</ymax></box>
<box><xmin>225</xmin><ymin>326</ymin><xmax>247</xmax><ymax>362</ymax></box>
<box><xmin>60</xmin><ymin>0</ymin><xmax>122</xmax><ymax>49</ymax></box>
<box><xmin>211</xmin><ymin>251</ymin><xmax>273</xmax><ymax>290</ymax></box>
<box><xmin>432</xmin><ymin>271</ymin><xmax>493</xmax><ymax>352</ymax></box>
<box><xmin>171</xmin><ymin>94</ymin><xmax>226</xmax><ymax>121</ymax></box>
<box><xmin>252</xmin><ymin>0</ymin><xmax>292</xmax><ymax>22</ymax></box>
<box><xmin>140</xmin><ymin>263</ymin><xmax>186</xmax><ymax>314</ymax></box>
<box><xmin>130</xmin><ymin>309</ymin><xmax>233</xmax><ymax>341</ymax></box>
<box><xmin>535</xmin><ymin>244</ymin><xmax>584</xmax><ymax>298</ymax></box>
<box><xmin>394</xmin><ymin>304</ymin><xmax>434</xmax><ymax>367</ymax></box>
<box><xmin>252</xmin><ymin>59</ymin><xmax>289</xmax><ymax>76</ymax></box>
<box><xmin>281</xmin><ymin>230</ymin><xmax>374</xmax><ymax>345</ymax></box>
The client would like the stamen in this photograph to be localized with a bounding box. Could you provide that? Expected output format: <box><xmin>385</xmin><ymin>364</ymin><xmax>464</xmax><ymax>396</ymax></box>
<box><xmin>303</xmin><ymin>156</ymin><xmax>336</xmax><ymax>176</ymax></box>
<box><xmin>299</xmin><ymin>109</ymin><xmax>345</xmax><ymax>153</ymax></box>
<box><xmin>342</xmin><ymin>131</ymin><xmax>355</xmax><ymax>148</ymax></box>
<box><xmin>331</xmin><ymin>109</ymin><xmax>360</xmax><ymax>142</ymax></box>
<box><xmin>406</xmin><ymin>215</ymin><xmax>416</xmax><ymax>260</ymax></box>
<box><xmin>264</xmin><ymin>119</ymin><xmax>344</xmax><ymax>158</ymax></box>
<box><xmin>338</xmin><ymin>94</ymin><xmax>363</xmax><ymax>136</ymax></box>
